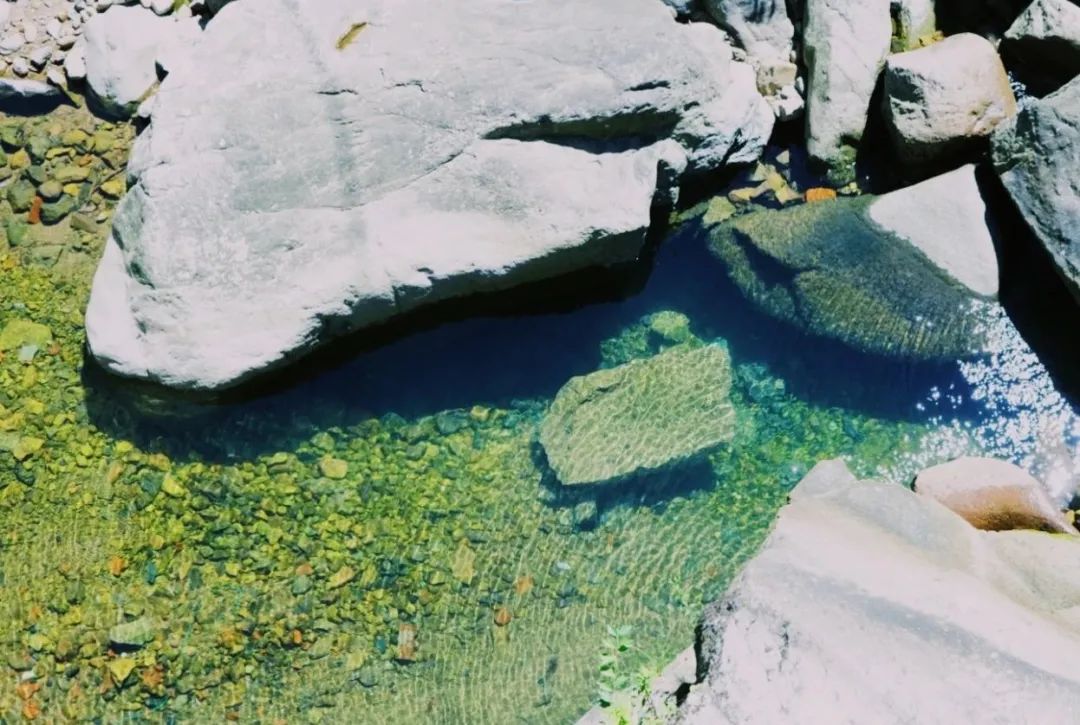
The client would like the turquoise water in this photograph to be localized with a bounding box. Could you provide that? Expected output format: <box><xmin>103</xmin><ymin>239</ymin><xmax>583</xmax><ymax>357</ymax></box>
<box><xmin>2</xmin><ymin>108</ymin><xmax>1079</xmax><ymax>722</ymax></box>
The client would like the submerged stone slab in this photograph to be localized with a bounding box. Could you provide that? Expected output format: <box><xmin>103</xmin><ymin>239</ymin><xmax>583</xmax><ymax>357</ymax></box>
<box><xmin>84</xmin><ymin>0</ymin><xmax>773</xmax><ymax>392</ymax></box>
<box><xmin>539</xmin><ymin>345</ymin><xmax>735</xmax><ymax>486</ymax></box>
<box><xmin>707</xmin><ymin>167</ymin><xmax>997</xmax><ymax>360</ymax></box>
<box><xmin>677</xmin><ymin>459</ymin><xmax>1080</xmax><ymax>723</ymax></box>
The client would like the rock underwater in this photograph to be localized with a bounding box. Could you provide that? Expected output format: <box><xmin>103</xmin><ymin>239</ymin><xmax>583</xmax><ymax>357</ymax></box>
<box><xmin>706</xmin><ymin>164</ymin><xmax>999</xmax><ymax>360</ymax></box>
<box><xmin>84</xmin><ymin>0</ymin><xmax>774</xmax><ymax>392</ymax></box>
<box><xmin>539</xmin><ymin>344</ymin><xmax>736</xmax><ymax>487</ymax></box>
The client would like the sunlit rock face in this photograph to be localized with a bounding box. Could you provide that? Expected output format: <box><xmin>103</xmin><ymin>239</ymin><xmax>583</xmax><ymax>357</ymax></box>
<box><xmin>678</xmin><ymin>459</ymin><xmax>1080</xmax><ymax>724</ymax></box>
<box><xmin>84</xmin><ymin>0</ymin><xmax>773</xmax><ymax>392</ymax></box>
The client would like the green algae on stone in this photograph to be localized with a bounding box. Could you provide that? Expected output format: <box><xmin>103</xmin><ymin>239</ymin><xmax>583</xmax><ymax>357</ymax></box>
<box><xmin>540</xmin><ymin>344</ymin><xmax>736</xmax><ymax>486</ymax></box>
<box><xmin>0</xmin><ymin>319</ymin><xmax>53</xmax><ymax>351</ymax></box>
<box><xmin>707</xmin><ymin>198</ymin><xmax>989</xmax><ymax>360</ymax></box>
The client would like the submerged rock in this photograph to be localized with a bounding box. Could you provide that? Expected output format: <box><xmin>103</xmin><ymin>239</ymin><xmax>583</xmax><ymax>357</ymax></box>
<box><xmin>85</xmin><ymin>0</ymin><xmax>773</xmax><ymax>392</ymax></box>
<box><xmin>678</xmin><ymin>459</ymin><xmax>1080</xmax><ymax>723</ymax></box>
<box><xmin>914</xmin><ymin>456</ymin><xmax>1074</xmax><ymax>534</ymax></box>
<box><xmin>707</xmin><ymin>165</ymin><xmax>997</xmax><ymax>360</ymax></box>
<box><xmin>803</xmin><ymin>0</ymin><xmax>892</xmax><ymax>183</ymax></box>
<box><xmin>1003</xmin><ymin>0</ymin><xmax>1080</xmax><ymax>96</ymax></box>
<box><xmin>539</xmin><ymin>344</ymin><xmax>735</xmax><ymax>486</ymax></box>
<box><xmin>991</xmin><ymin>76</ymin><xmax>1080</xmax><ymax>304</ymax></box>
<box><xmin>884</xmin><ymin>33</ymin><xmax>1017</xmax><ymax>166</ymax></box>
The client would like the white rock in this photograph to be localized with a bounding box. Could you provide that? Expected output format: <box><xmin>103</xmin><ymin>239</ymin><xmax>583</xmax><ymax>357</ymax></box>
<box><xmin>46</xmin><ymin>17</ymin><xmax>62</xmax><ymax>38</ymax></box>
<box><xmin>704</xmin><ymin>0</ymin><xmax>794</xmax><ymax>68</ymax></box>
<box><xmin>63</xmin><ymin>38</ymin><xmax>86</xmax><ymax>81</ymax></box>
<box><xmin>0</xmin><ymin>31</ymin><xmax>25</xmax><ymax>55</ymax></box>
<box><xmin>83</xmin><ymin>5</ymin><xmax>171</xmax><ymax>118</ymax></box>
<box><xmin>892</xmin><ymin>0</ymin><xmax>937</xmax><ymax>49</ymax></box>
<box><xmin>803</xmin><ymin>0</ymin><xmax>892</xmax><ymax>183</ymax></box>
<box><xmin>868</xmin><ymin>165</ymin><xmax>999</xmax><ymax>297</ymax></box>
<box><xmin>22</xmin><ymin>23</ymin><xmax>39</xmax><ymax>44</ymax></box>
<box><xmin>677</xmin><ymin>459</ymin><xmax>1080</xmax><ymax>724</ymax></box>
<box><xmin>149</xmin><ymin>0</ymin><xmax>172</xmax><ymax>15</ymax></box>
<box><xmin>11</xmin><ymin>56</ymin><xmax>29</xmax><ymax>76</ymax></box>
<box><xmin>85</xmin><ymin>0</ymin><xmax>773</xmax><ymax>391</ymax></box>
<box><xmin>28</xmin><ymin>45</ymin><xmax>51</xmax><ymax>69</ymax></box>
<box><xmin>884</xmin><ymin>33</ymin><xmax>1017</xmax><ymax>165</ymax></box>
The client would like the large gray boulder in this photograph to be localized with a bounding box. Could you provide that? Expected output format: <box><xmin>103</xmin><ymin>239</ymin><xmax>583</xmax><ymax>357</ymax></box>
<box><xmin>803</xmin><ymin>0</ymin><xmax>892</xmax><ymax>183</ymax></box>
<box><xmin>677</xmin><ymin>459</ymin><xmax>1080</xmax><ymax>724</ymax></box>
<box><xmin>1003</xmin><ymin>0</ymin><xmax>1080</xmax><ymax>95</ymax></box>
<box><xmin>84</xmin><ymin>0</ymin><xmax>773</xmax><ymax>392</ymax></box>
<box><xmin>83</xmin><ymin>5</ymin><xmax>173</xmax><ymax>119</ymax></box>
<box><xmin>884</xmin><ymin>33</ymin><xmax>1017</xmax><ymax>166</ymax></box>
<box><xmin>707</xmin><ymin>164</ymin><xmax>998</xmax><ymax>359</ymax></box>
<box><xmin>539</xmin><ymin>344</ymin><xmax>736</xmax><ymax>487</ymax></box>
<box><xmin>991</xmin><ymin>76</ymin><xmax>1080</xmax><ymax>303</ymax></box>
<box><xmin>704</xmin><ymin>0</ymin><xmax>794</xmax><ymax>66</ymax></box>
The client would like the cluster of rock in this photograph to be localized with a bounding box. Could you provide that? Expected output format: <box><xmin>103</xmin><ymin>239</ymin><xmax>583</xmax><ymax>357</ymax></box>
<box><xmin>0</xmin><ymin>0</ymin><xmax>232</xmax><ymax>116</ymax></box>
<box><xmin>585</xmin><ymin>456</ymin><xmax>1080</xmax><ymax>724</ymax></box>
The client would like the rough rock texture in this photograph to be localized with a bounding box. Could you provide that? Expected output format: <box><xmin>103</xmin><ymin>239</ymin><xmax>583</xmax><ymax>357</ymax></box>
<box><xmin>866</xmin><ymin>164</ymin><xmax>999</xmax><ymax>297</ymax></box>
<box><xmin>914</xmin><ymin>456</ymin><xmax>1074</xmax><ymax>534</ymax></box>
<box><xmin>884</xmin><ymin>33</ymin><xmax>1017</xmax><ymax>165</ymax></box>
<box><xmin>707</xmin><ymin>166</ymin><xmax>997</xmax><ymax>359</ymax></box>
<box><xmin>991</xmin><ymin>76</ymin><xmax>1080</xmax><ymax>303</ymax></box>
<box><xmin>677</xmin><ymin>459</ymin><xmax>1080</xmax><ymax>724</ymax></box>
<box><xmin>803</xmin><ymin>0</ymin><xmax>892</xmax><ymax>183</ymax></box>
<box><xmin>891</xmin><ymin>0</ymin><xmax>937</xmax><ymax>50</ymax></box>
<box><xmin>704</xmin><ymin>0</ymin><xmax>794</xmax><ymax>67</ymax></box>
<box><xmin>84</xmin><ymin>0</ymin><xmax>773</xmax><ymax>391</ymax></box>
<box><xmin>83</xmin><ymin>5</ymin><xmax>171</xmax><ymax>119</ymax></box>
<box><xmin>1003</xmin><ymin>0</ymin><xmax>1080</xmax><ymax>96</ymax></box>
<box><xmin>539</xmin><ymin>345</ymin><xmax>735</xmax><ymax>487</ymax></box>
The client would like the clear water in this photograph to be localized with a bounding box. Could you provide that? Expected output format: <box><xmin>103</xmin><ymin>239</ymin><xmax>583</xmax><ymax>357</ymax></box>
<box><xmin>1</xmin><ymin>110</ymin><xmax>1078</xmax><ymax>724</ymax></box>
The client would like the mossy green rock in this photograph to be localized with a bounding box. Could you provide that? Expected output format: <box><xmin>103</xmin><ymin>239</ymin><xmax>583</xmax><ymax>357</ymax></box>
<box><xmin>0</xmin><ymin>320</ymin><xmax>52</xmax><ymax>351</ymax></box>
<box><xmin>539</xmin><ymin>344</ymin><xmax>735</xmax><ymax>486</ymax></box>
<box><xmin>109</xmin><ymin>617</ymin><xmax>156</xmax><ymax>648</ymax></box>
<box><xmin>41</xmin><ymin>195</ymin><xmax>77</xmax><ymax>224</ymax></box>
<box><xmin>707</xmin><ymin>199</ymin><xmax>987</xmax><ymax>360</ymax></box>
<box><xmin>6</xmin><ymin>179</ymin><xmax>36</xmax><ymax>213</ymax></box>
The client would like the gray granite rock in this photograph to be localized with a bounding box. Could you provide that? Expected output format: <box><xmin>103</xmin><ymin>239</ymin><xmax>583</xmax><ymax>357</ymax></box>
<box><xmin>83</xmin><ymin>5</ymin><xmax>171</xmax><ymax>119</ymax></box>
<box><xmin>677</xmin><ymin>459</ymin><xmax>1080</xmax><ymax>724</ymax></box>
<box><xmin>85</xmin><ymin>0</ymin><xmax>773</xmax><ymax>391</ymax></box>
<box><xmin>803</xmin><ymin>0</ymin><xmax>892</xmax><ymax>183</ymax></box>
<box><xmin>1004</xmin><ymin>0</ymin><xmax>1080</xmax><ymax>95</ymax></box>
<box><xmin>884</xmin><ymin>33</ymin><xmax>1017</xmax><ymax>166</ymax></box>
<box><xmin>992</xmin><ymin>76</ymin><xmax>1080</xmax><ymax>303</ymax></box>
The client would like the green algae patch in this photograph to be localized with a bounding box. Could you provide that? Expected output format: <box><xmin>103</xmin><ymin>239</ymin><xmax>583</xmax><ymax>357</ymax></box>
<box><xmin>540</xmin><ymin>344</ymin><xmax>736</xmax><ymax>486</ymax></box>
<box><xmin>0</xmin><ymin>319</ymin><xmax>52</xmax><ymax>351</ymax></box>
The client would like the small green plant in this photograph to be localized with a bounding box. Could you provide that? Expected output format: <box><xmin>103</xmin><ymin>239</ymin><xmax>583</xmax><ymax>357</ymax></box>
<box><xmin>597</xmin><ymin>624</ymin><xmax>635</xmax><ymax>707</ymax></box>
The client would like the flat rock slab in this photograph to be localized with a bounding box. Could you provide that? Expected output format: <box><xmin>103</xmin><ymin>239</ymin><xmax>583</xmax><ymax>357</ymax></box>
<box><xmin>539</xmin><ymin>345</ymin><xmax>735</xmax><ymax>486</ymax></box>
<box><xmin>84</xmin><ymin>0</ymin><xmax>772</xmax><ymax>392</ymax></box>
<box><xmin>678</xmin><ymin>459</ymin><xmax>1080</xmax><ymax>724</ymax></box>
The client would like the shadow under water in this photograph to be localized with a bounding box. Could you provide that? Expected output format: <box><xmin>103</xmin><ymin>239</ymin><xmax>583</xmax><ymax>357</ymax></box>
<box><xmin>83</xmin><ymin>219</ymin><xmax>981</xmax><ymax>465</ymax></box>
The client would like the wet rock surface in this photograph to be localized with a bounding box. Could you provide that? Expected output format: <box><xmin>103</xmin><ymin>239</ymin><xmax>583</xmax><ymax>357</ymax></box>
<box><xmin>706</xmin><ymin>166</ymin><xmax>997</xmax><ymax>360</ymax></box>
<box><xmin>539</xmin><ymin>344</ymin><xmax>736</xmax><ymax>486</ymax></box>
